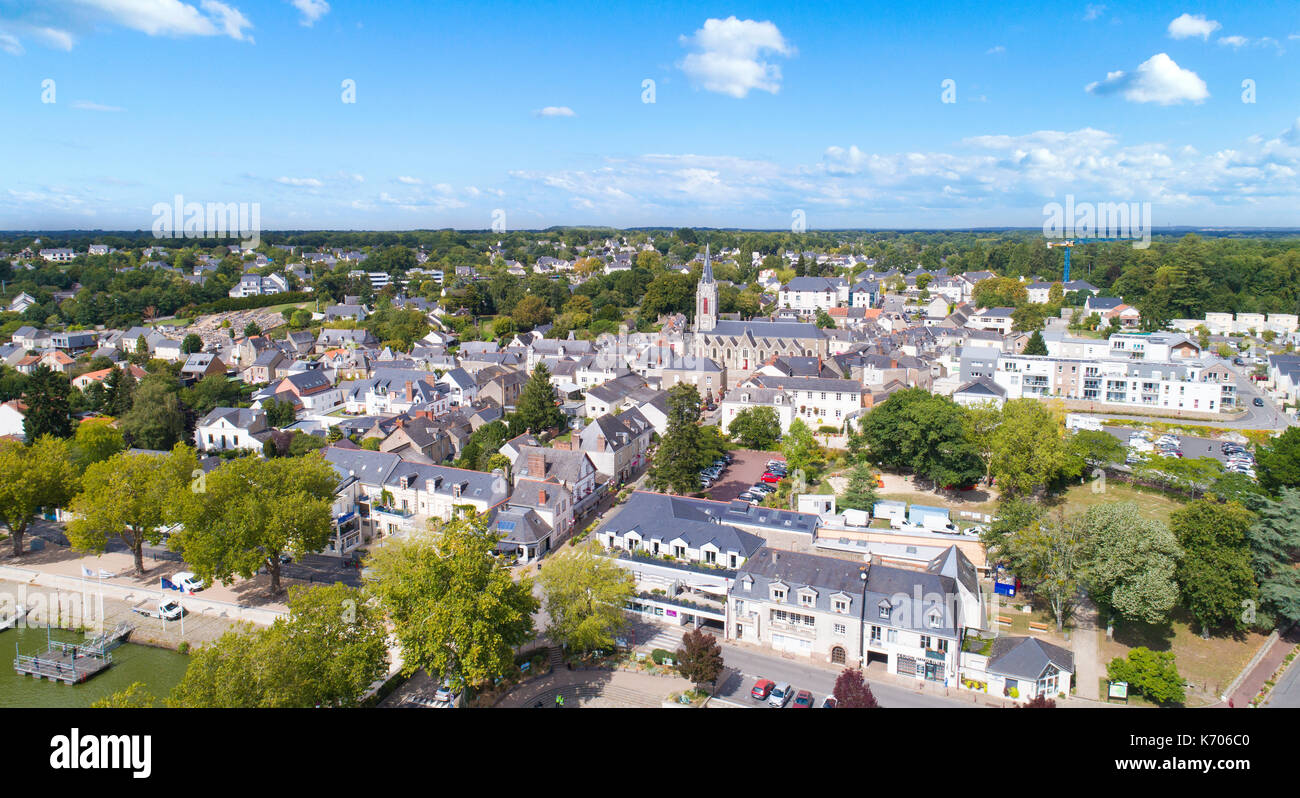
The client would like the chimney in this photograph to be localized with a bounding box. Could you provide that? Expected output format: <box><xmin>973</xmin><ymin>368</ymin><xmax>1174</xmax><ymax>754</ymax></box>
<box><xmin>405</xmin><ymin>381</ymin><xmax>413</xmax><ymax>402</ymax></box>
<box><xmin>597</xmin><ymin>434</ymin><xmax>606</xmax><ymax>450</ymax></box>
<box><xmin>527</xmin><ymin>450</ymin><xmax>546</xmax><ymax>477</ymax></box>
<box><xmin>538</xmin><ymin>489</ymin><xmax>547</xmax><ymax>505</ymax></box>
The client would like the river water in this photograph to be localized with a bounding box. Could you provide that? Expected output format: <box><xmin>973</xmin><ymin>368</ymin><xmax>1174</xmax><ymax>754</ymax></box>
<box><xmin>1</xmin><ymin>625</ymin><xmax>189</xmax><ymax>708</ymax></box>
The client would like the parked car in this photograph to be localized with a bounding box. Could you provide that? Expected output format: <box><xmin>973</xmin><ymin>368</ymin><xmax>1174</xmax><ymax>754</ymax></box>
<box><xmin>791</xmin><ymin>690</ymin><xmax>814</xmax><ymax>708</ymax></box>
<box><xmin>173</xmin><ymin>572</ymin><xmax>206</xmax><ymax>593</ymax></box>
<box><xmin>760</xmin><ymin>472</ymin><xmax>783</xmax><ymax>483</ymax></box>
<box><xmin>820</xmin><ymin>694</ymin><xmax>837</xmax><ymax>709</ymax></box>
<box><xmin>750</xmin><ymin>679</ymin><xmax>776</xmax><ymax>700</ymax></box>
<box><xmin>1254</xmin><ymin>397</ymin><xmax>1266</xmax><ymax>407</ymax></box>
<box><xmin>751</xmin><ymin>484</ymin><xmax>776</xmax><ymax>495</ymax></box>
<box><xmin>767</xmin><ymin>682</ymin><xmax>793</xmax><ymax>708</ymax></box>
<box><xmin>158</xmin><ymin>599</ymin><xmax>183</xmax><ymax>621</ymax></box>
<box><xmin>433</xmin><ymin>677</ymin><xmax>457</xmax><ymax>705</ymax></box>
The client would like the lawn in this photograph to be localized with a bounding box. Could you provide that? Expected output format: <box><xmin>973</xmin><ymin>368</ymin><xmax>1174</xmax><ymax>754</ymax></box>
<box><xmin>1099</xmin><ymin>609</ymin><xmax>1269</xmax><ymax>706</ymax></box>
<box><xmin>1054</xmin><ymin>480</ymin><xmax>1186</xmax><ymax>523</ymax></box>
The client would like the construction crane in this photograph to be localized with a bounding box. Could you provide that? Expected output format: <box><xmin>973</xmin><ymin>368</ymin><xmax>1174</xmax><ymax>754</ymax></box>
<box><xmin>1046</xmin><ymin>237</ymin><xmax>1128</xmax><ymax>283</ymax></box>
<box><xmin>1045</xmin><ymin>240</ymin><xmax>1076</xmax><ymax>282</ymax></box>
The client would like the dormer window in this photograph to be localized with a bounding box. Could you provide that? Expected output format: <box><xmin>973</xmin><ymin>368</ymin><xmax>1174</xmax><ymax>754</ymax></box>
<box><xmin>771</xmin><ymin>585</ymin><xmax>787</xmax><ymax>602</ymax></box>
<box><xmin>928</xmin><ymin>610</ymin><xmax>942</xmax><ymax>629</ymax></box>
<box><xmin>833</xmin><ymin>598</ymin><xmax>849</xmax><ymax>614</ymax></box>
<box><xmin>878</xmin><ymin>600</ymin><xmax>892</xmax><ymax>620</ymax></box>
<box><xmin>797</xmin><ymin>588</ymin><xmax>817</xmax><ymax>608</ymax></box>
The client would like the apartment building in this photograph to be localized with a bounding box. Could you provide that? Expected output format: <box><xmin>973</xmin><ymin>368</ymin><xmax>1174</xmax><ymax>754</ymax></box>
<box><xmin>990</xmin><ymin>351</ymin><xmax>1236</xmax><ymax>412</ymax></box>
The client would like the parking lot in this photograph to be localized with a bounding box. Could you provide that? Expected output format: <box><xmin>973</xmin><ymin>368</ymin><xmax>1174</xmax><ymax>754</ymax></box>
<box><xmin>1106</xmin><ymin>427</ymin><xmax>1247</xmax><ymax>466</ymax></box>
<box><xmin>706</xmin><ymin>449</ymin><xmax>783</xmax><ymax>502</ymax></box>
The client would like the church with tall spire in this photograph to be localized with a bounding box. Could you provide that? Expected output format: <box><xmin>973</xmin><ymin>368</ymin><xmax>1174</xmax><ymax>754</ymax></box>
<box><xmin>695</xmin><ymin>244</ymin><xmax>718</xmax><ymax>333</ymax></box>
<box><xmin>691</xmin><ymin>243</ymin><xmax>827</xmax><ymax>385</ymax></box>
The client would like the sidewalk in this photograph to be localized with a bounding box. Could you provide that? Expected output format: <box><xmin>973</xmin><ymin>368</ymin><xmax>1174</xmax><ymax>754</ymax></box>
<box><xmin>494</xmin><ymin>667</ymin><xmax>692</xmax><ymax>708</ymax></box>
<box><xmin>1227</xmin><ymin>624</ymin><xmax>1300</xmax><ymax>707</ymax></box>
<box><xmin>1072</xmin><ymin>600</ymin><xmax>1101</xmax><ymax>700</ymax></box>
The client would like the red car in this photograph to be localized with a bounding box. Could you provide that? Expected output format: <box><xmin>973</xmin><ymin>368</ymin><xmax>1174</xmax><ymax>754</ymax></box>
<box><xmin>760</xmin><ymin>472</ymin><xmax>783</xmax><ymax>483</ymax></box>
<box><xmin>750</xmin><ymin>679</ymin><xmax>776</xmax><ymax>700</ymax></box>
<box><xmin>791</xmin><ymin>690</ymin><xmax>814</xmax><ymax>708</ymax></box>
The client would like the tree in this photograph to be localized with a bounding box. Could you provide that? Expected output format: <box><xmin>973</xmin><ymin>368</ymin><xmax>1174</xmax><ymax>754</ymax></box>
<box><xmin>1022</xmin><ymin>694</ymin><xmax>1056</xmax><ymax>708</ymax></box>
<box><xmin>70</xmin><ymin>418</ymin><xmax>125</xmax><ymax>473</ymax></box>
<box><xmin>973</xmin><ymin>276</ymin><xmax>1028</xmax><ymax>308</ymax></box>
<box><xmin>1006</xmin><ymin>513</ymin><xmax>1086</xmax><ymax>631</ymax></box>
<box><xmin>814</xmin><ymin>309</ymin><xmax>836</xmax><ymax>328</ymax></box>
<box><xmin>169</xmin><ymin>584</ymin><xmax>388</xmax><ymax>708</ymax></box>
<box><xmin>102</xmin><ymin>365</ymin><xmax>137</xmax><ymax>417</ymax></box>
<box><xmin>838</xmin><ymin>462</ymin><xmax>879</xmax><ymax>511</ymax></box>
<box><xmin>243</xmin><ymin>321</ymin><xmax>261</xmax><ymax>338</ymax></box>
<box><xmin>170</xmin><ymin>455</ymin><xmax>337</xmax><ymax>594</ymax></box>
<box><xmin>365</xmin><ymin>512</ymin><xmax>538</xmax><ymax>692</ymax></box>
<box><xmin>181</xmin><ymin>333</ymin><xmax>203</xmax><ymax>354</ymax></box>
<box><xmin>22</xmin><ymin>365</ymin><xmax>73</xmax><ymax>440</ymax></box>
<box><xmin>1256</xmin><ymin>427</ymin><xmax>1300</xmax><ymax>495</ymax></box>
<box><xmin>515</xmin><ymin>362</ymin><xmax>564</xmax><ymax>433</ymax></box>
<box><xmin>982</xmin><ymin>496</ymin><xmax>1044</xmax><ymax>557</ymax></box>
<box><xmin>1169</xmin><ymin>498</ymin><xmax>1259</xmax><ymax>635</ymax></box>
<box><xmin>860</xmin><ymin>388</ymin><xmax>984</xmax><ymax>490</ymax></box>
<box><xmin>674</xmin><ymin>628</ymin><xmax>724</xmax><ymax>689</ymax></box>
<box><xmin>511</xmin><ymin>295</ymin><xmax>552</xmax><ymax>329</ymax></box>
<box><xmin>119</xmin><ymin>377</ymin><xmax>187</xmax><ymax>450</ymax></box>
<box><xmin>262</xmin><ymin>398</ymin><xmax>298</xmax><ymax>428</ymax></box>
<box><xmin>92</xmin><ymin>682</ymin><xmax>157</xmax><ymax>708</ymax></box>
<box><xmin>781</xmin><ymin>417</ymin><xmax>822</xmax><ymax>477</ymax></box>
<box><xmin>537</xmin><ymin>541</ymin><xmax>635</xmax><ymax>654</ymax></box>
<box><xmin>650</xmin><ymin>383</ymin><xmax>706</xmax><ymax>494</ymax></box>
<box><xmin>0</xmin><ymin>436</ymin><xmax>76</xmax><ymax>557</ymax></box>
<box><xmin>1068</xmin><ymin>429</ymin><xmax>1125</xmax><ymax>470</ymax></box>
<box><xmin>1022</xmin><ymin>330</ymin><xmax>1049</xmax><ymax>356</ymax></box>
<box><xmin>1246</xmin><ymin>488</ymin><xmax>1300</xmax><ymax>627</ymax></box>
<box><xmin>962</xmin><ymin>401</ymin><xmax>1002</xmax><ymax>484</ymax></box>
<box><xmin>67</xmin><ymin>444</ymin><xmax>198</xmax><ymax>575</ymax></box>
<box><xmin>1107</xmin><ymin>647</ymin><xmax>1185</xmax><ymax>705</ymax></box>
<box><xmin>727</xmin><ymin>406</ymin><xmax>781</xmax><ymax>450</ymax></box>
<box><xmin>831</xmin><ymin>667</ymin><xmax>879</xmax><ymax>708</ymax></box>
<box><xmin>989</xmin><ymin>399</ymin><xmax>1077</xmax><ymax>496</ymax></box>
<box><xmin>1078</xmin><ymin>502</ymin><xmax>1182</xmax><ymax>626</ymax></box>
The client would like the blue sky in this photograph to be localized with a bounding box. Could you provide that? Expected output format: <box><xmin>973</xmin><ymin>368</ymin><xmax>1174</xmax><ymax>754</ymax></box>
<box><xmin>1</xmin><ymin>0</ymin><xmax>1298</xmax><ymax>230</ymax></box>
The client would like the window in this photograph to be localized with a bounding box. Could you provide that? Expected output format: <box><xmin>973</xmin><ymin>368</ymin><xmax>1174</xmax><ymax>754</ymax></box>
<box><xmin>833</xmin><ymin>598</ymin><xmax>848</xmax><ymax>614</ymax></box>
<box><xmin>928</xmin><ymin>610</ymin><xmax>942</xmax><ymax>628</ymax></box>
<box><xmin>833</xmin><ymin>623</ymin><xmax>847</xmax><ymax>636</ymax></box>
<box><xmin>869</xmin><ymin>625</ymin><xmax>882</xmax><ymax>643</ymax></box>
<box><xmin>886</xmin><ymin>629</ymin><xmax>898</xmax><ymax>643</ymax></box>
<box><xmin>799</xmin><ymin>593</ymin><xmax>814</xmax><ymax>608</ymax></box>
<box><xmin>920</xmin><ymin>635</ymin><xmax>931</xmax><ymax>650</ymax></box>
<box><xmin>878</xmin><ymin>600</ymin><xmax>892</xmax><ymax>620</ymax></box>
<box><xmin>772</xmin><ymin>588</ymin><xmax>786</xmax><ymax>602</ymax></box>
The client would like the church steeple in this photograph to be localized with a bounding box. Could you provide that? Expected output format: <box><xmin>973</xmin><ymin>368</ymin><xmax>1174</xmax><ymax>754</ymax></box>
<box><xmin>695</xmin><ymin>243</ymin><xmax>717</xmax><ymax>333</ymax></box>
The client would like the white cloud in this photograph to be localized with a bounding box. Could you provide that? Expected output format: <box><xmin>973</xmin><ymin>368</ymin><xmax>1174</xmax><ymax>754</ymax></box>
<box><xmin>290</xmin><ymin>0</ymin><xmax>329</xmax><ymax>26</ymax></box>
<box><xmin>1084</xmin><ymin>4</ymin><xmax>1106</xmax><ymax>21</ymax></box>
<box><xmin>72</xmin><ymin>100</ymin><xmax>125</xmax><ymax>111</ymax></box>
<box><xmin>32</xmin><ymin>27</ymin><xmax>75</xmax><ymax>50</ymax></box>
<box><xmin>397</xmin><ymin>176</ymin><xmax>423</xmax><ymax>185</ymax></box>
<box><xmin>276</xmin><ymin>176</ymin><xmax>323</xmax><ymax>187</ymax></box>
<box><xmin>0</xmin><ymin>32</ymin><xmax>23</xmax><ymax>55</ymax></box>
<box><xmin>1218</xmin><ymin>35</ymin><xmax>1248</xmax><ymax>48</ymax></box>
<box><xmin>535</xmin><ymin>106</ymin><xmax>576</xmax><ymax>117</ymax></box>
<box><xmin>679</xmin><ymin>16</ymin><xmax>794</xmax><ymax>98</ymax></box>
<box><xmin>41</xmin><ymin>0</ymin><xmax>254</xmax><ymax>44</ymax></box>
<box><xmin>1085</xmin><ymin>53</ymin><xmax>1208</xmax><ymax>105</ymax></box>
<box><xmin>986</xmin><ymin>45</ymin><xmax>1005</xmax><ymax>55</ymax></box>
<box><xmin>1167</xmin><ymin>13</ymin><xmax>1220</xmax><ymax>40</ymax></box>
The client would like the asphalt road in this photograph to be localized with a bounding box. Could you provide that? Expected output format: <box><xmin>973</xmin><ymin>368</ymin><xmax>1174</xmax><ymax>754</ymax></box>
<box><xmin>711</xmin><ymin>640</ymin><xmax>975</xmax><ymax>709</ymax></box>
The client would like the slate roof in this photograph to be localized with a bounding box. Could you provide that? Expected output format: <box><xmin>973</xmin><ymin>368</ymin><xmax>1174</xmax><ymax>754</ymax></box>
<box><xmin>598</xmin><ymin>492</ymin><xmax>765</xmax><ymax>557</ymax></box>
<box><xmin>987</xmin><ymin>636</ymin><xmax>1076</xmax><ymax>680</ymax></box>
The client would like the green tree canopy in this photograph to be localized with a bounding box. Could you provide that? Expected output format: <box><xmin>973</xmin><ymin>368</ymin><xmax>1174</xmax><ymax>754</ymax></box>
<box><xmin>728</xmin><ymin>406</ymin><xmax>781</xmax><ymax>450</ymax></box>
<box><xmin>364</xmin><ymin>511</ymin><xmax>538</xmax><ymax>691</ymax></box>
<box><xmin>1078</xmin><ymin>502</ymin><xmax>1182</xmax><ymax>625</ymax></box>
<box><xmin>0</xmin><ymin>436</ymin><xmax>76</xmax><ymax>557</ymax></box>
<box><xmin>1169</xmin><ymin>498</ymin><xmax>1259</xmax><ymax>635</ymax></box>
<box><xmin>67</xmin><ymin>444</ymin><xmax>198</xmax><ymax>575</ymax></box>
<box><xmin>515</xmin><ymin>362</ymin><xmax>564</xmax><ymax>434</ymax></box>
<box><xmin>170</xmin><ymin>454</ymin><xmax>337</xmax><ymax>594</ymax></box>
<box><xmin>537</xmin><ymin>541</ymin><xmax>635</xmax><ymax>654</ymax></box>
